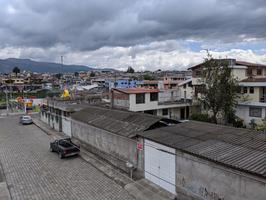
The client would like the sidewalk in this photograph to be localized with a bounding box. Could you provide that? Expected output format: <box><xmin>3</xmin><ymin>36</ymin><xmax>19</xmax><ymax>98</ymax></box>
<box><xmin>33</xmin><ymin>117</ymin><xmax>176</xmax><ymax>200</ymax></box>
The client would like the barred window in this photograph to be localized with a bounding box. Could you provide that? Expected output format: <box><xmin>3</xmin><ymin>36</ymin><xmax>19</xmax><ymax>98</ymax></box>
<box><xmin>136</xmin><ymin>93</ymin><xmax>145</xmax><ymax>104</ymax></box>
<box><xmin>249</xmin><ymin>107</ymin><xmax>262</xmax><ymax>118</ymax></box>
<box><xmin>150</xmin><ymin>92</ymin><xmax>158</xmax><ymax>101</ymax></box>
<box><xmin>162</xmin><ymin>109</ymin><xmax>168</xmax><ymax>116</ymax></box>
<box><xmin>249</xmin><ymin>87</ymin><xmax>254</xmax><ymax>94</ymax></box>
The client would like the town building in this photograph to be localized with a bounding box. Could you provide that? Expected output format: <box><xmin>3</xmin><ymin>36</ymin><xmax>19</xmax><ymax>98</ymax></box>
<box><xmin>188</xmin><ymin>59</ymin><xmax>266</xmax><ymax>126</ymax></box>
<box><xmin>138</xmin><ymin>120</ymin><xmax>266</xmax><ymax>199</ymax></box>
<box><xmin>112</xmin><ymin>87</ymin><xmax>191</xmax><ymax>120</ymax></box>
<box><xmin>70</xmin><ymin>106</ymin><xmax>177</xmax><ymax>174</ymax></box>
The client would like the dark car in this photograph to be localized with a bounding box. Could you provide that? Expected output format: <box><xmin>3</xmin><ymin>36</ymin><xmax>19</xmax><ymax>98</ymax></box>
<box><xmin>20</xmin><ymin>115</ymin><xmax>33</xmax><ymax>125</ymax></box>
<box><xmin>50</xmin><ymin>138</ymin><xmax>80</xmax><ymax>159</ymax></box>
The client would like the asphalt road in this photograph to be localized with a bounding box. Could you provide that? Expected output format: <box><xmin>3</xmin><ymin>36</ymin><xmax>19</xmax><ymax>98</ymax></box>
<box><xmin>0</xmin><ymin>115</ymin><xmax>134</xmax><ymax>200</ymax></box>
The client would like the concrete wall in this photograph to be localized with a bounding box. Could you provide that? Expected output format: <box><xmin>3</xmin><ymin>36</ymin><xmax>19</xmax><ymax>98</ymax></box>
<box><xmin>62</xmin><ymin>117</ymin><xmax>71</xmax><ymax>136</ymax></box>
<box><xmin>129</xmin><ymin>93</ymin><xmax>158</xmax><ymax>112</ymax></box>
<box><xmin>159</xmin><ymin>90</ymin><xmax>180</xmax><ymax>102</ymax></box>
<box><xmin>180</xmin><ymin>85</ymin><xmax>193</xmax><ymax>100</ymax></box>
<box><xmin>175</xmin><ymin>151</ymin><xmax>266</xmax><ymax>200</ymax></box>
<box><xmin>157</xmin><ymin>107</ymin><xmax>181</xmax><ymax>120</ymax></box>
<box><xmin>71</xmin><ymin>119</ymin><xmax>144</xmax><ymax>173</ymax></box>
<box><xmin>231</xmin><ymin>68</ymin><xmax>247</xmax><ymax>81</ymax></box>
<box><xmin>40</xmin><ymin>111</ymin><xmax>48</xmax><ymax>124</ymax></box>
<box><xmin>235</xmin><ymin>105</ymin><xmax>266</xmax><ymax>126</ymax></box>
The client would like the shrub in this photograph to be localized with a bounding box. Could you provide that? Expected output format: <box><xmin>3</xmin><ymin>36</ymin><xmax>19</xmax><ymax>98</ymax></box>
<box><xmin>189</xmin><ymin>113</ymin><xmax>211</xmax><ymax>122</ymax></box>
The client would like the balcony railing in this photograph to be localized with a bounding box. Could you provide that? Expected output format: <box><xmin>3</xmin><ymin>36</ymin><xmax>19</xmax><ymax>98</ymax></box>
<box><xmin>260</xmin><ymin>94</ymin><xmax>266</xmax><ymax>103</ymax></box>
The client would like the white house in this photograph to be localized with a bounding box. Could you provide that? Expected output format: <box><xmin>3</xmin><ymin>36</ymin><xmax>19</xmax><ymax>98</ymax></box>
<box><xmin>112</xmin><ymin>87</ymin><xmax>191</xmax><ymax>120</ymax></box>
<box><xmin>188</xmin><ymin>59</ymin><xmax>266</xmax><ymax>127</ymax></box>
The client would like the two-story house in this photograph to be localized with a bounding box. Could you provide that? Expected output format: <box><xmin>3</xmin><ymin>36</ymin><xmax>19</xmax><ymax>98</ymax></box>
<box><xmin>111</xmin><ymin>87</ymin><xmax>191</xmax><ymax>120</ymax></box>
<box><xmin>188</xmin><ymin>59</ymin><xmax>266</xmax><ymax>126</ymax></box>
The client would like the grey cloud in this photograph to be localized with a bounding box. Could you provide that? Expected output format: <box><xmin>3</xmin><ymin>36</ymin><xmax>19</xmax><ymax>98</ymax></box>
<box><xmin>0</xmin><ymin>0</ymin><xmax>266</xmax><ymax>51</ymax></box>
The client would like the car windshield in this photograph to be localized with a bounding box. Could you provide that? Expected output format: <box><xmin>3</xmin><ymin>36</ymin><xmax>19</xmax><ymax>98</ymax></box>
<box><xmin>22</xmin><ymin>116</ymin><xmax>31</xmax><ymax>120</ymax></box>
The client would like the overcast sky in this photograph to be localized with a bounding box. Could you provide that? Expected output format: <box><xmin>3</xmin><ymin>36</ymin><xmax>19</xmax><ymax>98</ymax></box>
<box><xmin>1</xmin><ymin>0</ymin><xmax>266</xmax><ymax>71</ymax></box>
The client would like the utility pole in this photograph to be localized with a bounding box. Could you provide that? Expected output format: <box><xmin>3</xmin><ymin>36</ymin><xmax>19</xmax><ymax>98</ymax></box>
<box><xmin>5</xmin><ymin>85</ymin><xmax>9</xmax><ymax>114</ymax></box>
<box><xmin>61</xmin><ymin>55</ymin><xmax>64</xmax><ymax>90</ymax></box>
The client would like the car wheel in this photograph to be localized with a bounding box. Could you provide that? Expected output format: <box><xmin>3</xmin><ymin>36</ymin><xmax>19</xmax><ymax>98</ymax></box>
<box><xmin>49</xmin><ymin>147</ymin><xmax>53</xmax><ymax>152</ymax></box>
<box><xmin>59</xmin><ymin>152</ymin><xmax>63</xmax><ymax>159</ymax></box>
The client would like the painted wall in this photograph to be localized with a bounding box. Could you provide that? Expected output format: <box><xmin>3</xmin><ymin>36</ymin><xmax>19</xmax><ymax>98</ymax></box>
<box><xmin>129</xmin><ymin>93</ymin><xmax>189</xmax><ymax>112</ymax></box>
<box><xmin>235</xmin><ymin>105</ymin><xmax>266</xmax><ymax>126</ymax></box>
<box><xmin>62</xmin><ymin>116</ymin><xmax>71</xmax><ymax>136</ymax></box>
<box><xmin>71</xmin><ymin>120</ymin><xmax>144</xmax><ymax>173</ymax></box>
<box><xmin>129</xmin><ymin>93</ymin><xmax>158</xmax><ymax>112</ymax></box>
<box><xmin>179</xmin><ymin>85</ymin><xmax>193</xmax><ymax>100</ymax></box>
<box><xmin>231</xmin><ymin>68</ymin><xmax>247</xmax><ymax>81</ymax></box>
<box><xmin>159</xmin><ymin>89</ymin><xmax>180</xmax><ymax>102</ymax></box>
<box><xmin>175</xmin><ymin>151</ymin><xmax>266</xmax><ymax>200</ymax></box>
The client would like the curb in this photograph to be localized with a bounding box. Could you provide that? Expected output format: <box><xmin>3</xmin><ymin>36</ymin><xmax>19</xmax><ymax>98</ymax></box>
<box><xmin>33</xmin><ymin>120</ymin><xmax>52</xmax><ymax>136</ymax></box>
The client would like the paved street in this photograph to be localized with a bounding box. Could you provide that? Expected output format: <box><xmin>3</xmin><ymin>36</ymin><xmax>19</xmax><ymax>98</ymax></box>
<box><xmin>0</xmin><ymin>115</ymin><xmax>135</xmax><ymax>200</ymax></box>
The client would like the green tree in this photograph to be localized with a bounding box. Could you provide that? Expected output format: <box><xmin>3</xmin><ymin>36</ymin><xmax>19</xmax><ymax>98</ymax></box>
<box><xmin>12</xmin><ymin>66</ymin><xmax>20</xmax><ymax>77</ymax></box>
<box><xmin>255</xmin><ymin>118</ymin><xmax>266</xmax><ymax>131</ymax></box>
<box><xmin>143</xmin><ymin>74</ymin><xmax>155</xmax><ymax>80</ymax></box>
<box><xmin>90</xmin><ymin>71</ymin><xmax>95</xmax><ymax>77</ymax></box>
<box><xmin>74</xmin><ymin>72</ymin><xmax>79</xmax><ymax>77</ymax></box>
<box><xmin>126</xmin><ymin>66</ymin><xmax>135</xmax><ymax>73</ymax></box>
<box><xmin>199</xmin><ymin>52</ymin><xmax>240</xmax><ymax>124</ymax></box>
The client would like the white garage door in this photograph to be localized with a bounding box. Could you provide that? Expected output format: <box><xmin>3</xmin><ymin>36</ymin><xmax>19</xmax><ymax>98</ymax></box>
<box><xmin>62</xmin><ymin>117</ymin><xmax>72</xmax><ymax>137</ymax></box>
<box><xmin>144</xmin><ymin>139</ymin><xmax>176</xmax><ymax>194</ymax></box>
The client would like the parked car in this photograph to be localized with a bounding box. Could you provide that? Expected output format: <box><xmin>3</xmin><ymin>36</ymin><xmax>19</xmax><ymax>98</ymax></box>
<box><xmin>50</xmin><ymin>138</ymin><xmax>80</xmax><ymax>159</ymax></box>
<box><xmin>20</xmin><ymin>115</ymin><xmax>33</xmax><ymax>125</ymax></box>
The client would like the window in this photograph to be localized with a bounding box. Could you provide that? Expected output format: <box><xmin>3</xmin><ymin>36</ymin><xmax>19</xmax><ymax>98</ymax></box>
<box><xmin>195</xmin><ymin>70</ymin><xmax>201</xmax><ymax>76</ymax></box>
<box><xmin>243</xmin><ymin>87</ymin><xmax>247</xmax><ymax>93</ymax></box>
<box><xmin>249</xmin><ymin>87</ymin><xmax>254</xmax><ymax>94</ymax></box>
<box><xmin>136</xmin><ymin>93</ymin><xmax>145</xmax><ymax>104</ymax></box>
<box><xmin>150</xmin><ymin>92</ymin><xmax>158</xmax><ymax>101</ymax></box>
<box><xmin>162</xmin><ymin>109</ymin><xmax>168</xmax><ymax>116</ymax></box>
<box><xmin>183</xmin><ymin>84</ymin><xmax>186</xmax><ymax>89</ymax></box>
<box><xmin>257</xmin><ymin>68</ymin><xmax>262</xmax><ymax>75</ymax></box>
<box><xmin>246</xmin><ymin>68</ymin><xmax>252</xmax><ymax>76</ymax></box>
<box><xmin>236</xmin><ymin>86</ymin><xmax>241</xmax><ymax>93</ymax></box>
<box><xmin>249</xmin><ymin>107</ymin><xmax>262</xmax><ymax>118</ymax></box>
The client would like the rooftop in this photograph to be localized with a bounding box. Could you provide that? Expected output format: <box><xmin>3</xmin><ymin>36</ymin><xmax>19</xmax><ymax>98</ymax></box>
<box><xmin>139</xmin><ymin>120</ymin><xmax>266</xmax><ymax>178</ymax></box>
<box><xmin>188</xmin><ymin>59</ymin><xmax>266</xmax><ymax>70</ymax></box>
<box><xmin>71</xmin><ymin>105</ymin><xmax>176</xmax><ymax>138</ymax></box>
<box><xmin>240</xmin><ymin>78</ymin><xmax>266</xmax><ymax>82</ymax></box>
<box><xmin>113</xmin><ymin>88</ymin><xmax>159</xmax><ymax>94</ymax></box>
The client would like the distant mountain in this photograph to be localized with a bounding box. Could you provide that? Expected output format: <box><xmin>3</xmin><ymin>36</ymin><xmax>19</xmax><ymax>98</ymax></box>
<box><xmin>0</xmin><ymin>58</ymin><xmax>95</xmax><ymax>73</ymax></box>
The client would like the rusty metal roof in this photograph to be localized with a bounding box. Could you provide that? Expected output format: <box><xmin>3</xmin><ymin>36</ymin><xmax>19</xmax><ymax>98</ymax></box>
<box><xmin>139</xmin><ymin>120</ymin><xmax>266</xmax><ymax>178</ymax></box>
<box><xmin>71</xmin><ymin>106</ymin><xmax>166</xmax><ymax>138</ymax></box>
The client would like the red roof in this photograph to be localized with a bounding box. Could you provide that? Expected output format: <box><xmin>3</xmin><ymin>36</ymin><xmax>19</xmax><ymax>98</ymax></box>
<box><xmin>113</xmin><ymin>88</ymin><xmax>159</xmax><ymax>94</ymax></box>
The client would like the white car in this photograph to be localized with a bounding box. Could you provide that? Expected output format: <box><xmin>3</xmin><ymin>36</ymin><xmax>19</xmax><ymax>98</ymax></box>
<box><xmin>20</xmin><ymin>115</ymin><xmax>33</xmax><ymax>125</ymax></box>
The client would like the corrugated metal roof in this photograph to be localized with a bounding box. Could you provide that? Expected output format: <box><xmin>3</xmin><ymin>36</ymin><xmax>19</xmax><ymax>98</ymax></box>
<box><xmin>71</xmin><ymin>106</ymin><xmax>164</xmax><ymax>138</ymax></box>
<box><xmin>139</xmin><ymin>121</ymin><xmax>266</xmax><ymax>178</ymax></box>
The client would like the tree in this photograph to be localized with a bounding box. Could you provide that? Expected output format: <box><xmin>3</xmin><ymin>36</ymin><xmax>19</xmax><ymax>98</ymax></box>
<box><xmin>255</xmin><ymin>118</ymin><xmax>266</xmax><ymax>131</ymax></box>
<box><xmin>143</xmin><ymin>74</ymin><xmax>155</xmax><ymax>80</ymax></box>
<box><xmin>12</xmin><ymin>67</ymin><xmax>20</xmax><ymax>77</ymax></box>
<box><xmin>126</xmin><ymin>66</ymin><xmax>135</xmax><ymax>73</ymax></box>
<box><xmin>74</xmin><ymin>72</ymin><xmax>79</xmax><ymax>77</ymax></box>
<box><xmin>90</xmin><ymin>71</ymin><xmax>95</xmax><ymax>77</ymax></box>
<box><xmin>198</xmin><ymin>52</ymin><xmax>240</xmax><ymax>124</ymax></box>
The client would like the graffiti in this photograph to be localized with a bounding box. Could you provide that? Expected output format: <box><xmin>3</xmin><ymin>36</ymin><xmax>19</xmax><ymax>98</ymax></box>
<box><xmin>199</xmin><ymin>187</ymin><xmax>225</xmax><ymax>200</ymax></box>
